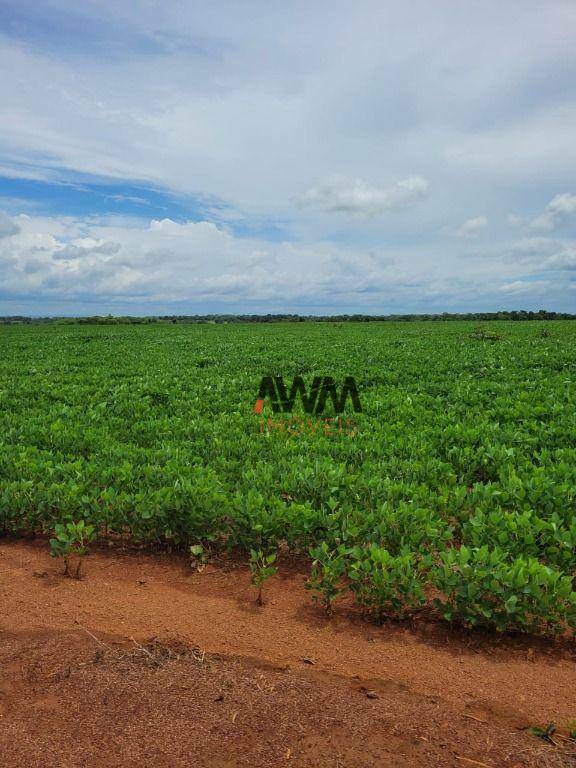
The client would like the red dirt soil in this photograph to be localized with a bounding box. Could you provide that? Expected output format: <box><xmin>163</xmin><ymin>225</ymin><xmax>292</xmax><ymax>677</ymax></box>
<box><xmin>1</xmin><ymin>540</ymin><xmax>575</xmax><ymax>767</ymax></box>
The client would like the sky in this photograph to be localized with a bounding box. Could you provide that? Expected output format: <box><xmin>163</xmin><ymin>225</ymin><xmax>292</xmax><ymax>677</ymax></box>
<box><xmin>0</xmin><ymin>0</ymin><xmax>575</xmax><ymax>316</ymax></box>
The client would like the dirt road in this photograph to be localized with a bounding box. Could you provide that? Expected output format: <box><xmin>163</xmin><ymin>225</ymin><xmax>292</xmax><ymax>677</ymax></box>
<box><xmin>1</xmin><ymin>540</ymin><xmax>574</xmax><ymax>767</ymax></box>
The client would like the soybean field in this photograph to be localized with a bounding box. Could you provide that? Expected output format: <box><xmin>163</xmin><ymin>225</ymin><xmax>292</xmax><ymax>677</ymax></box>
<box><xmin>1</xmin><ymin>320</ymin><xmax>576</xmax><ymax>635</ymax></box>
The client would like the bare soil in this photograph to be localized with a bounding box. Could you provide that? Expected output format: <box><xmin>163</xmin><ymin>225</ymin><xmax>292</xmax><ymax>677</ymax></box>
<box><xmin>1</xmin><ymin>540</ymin><xmax>575</xmax><ymax>767</ymax></box>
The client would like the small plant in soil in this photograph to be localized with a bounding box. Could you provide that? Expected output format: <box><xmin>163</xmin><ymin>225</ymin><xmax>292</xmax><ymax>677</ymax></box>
<box><xmin>563</xmin><ymin>720</ymin><xmax>576</xmax><ymax>741</ymax></box>
<box><xmin>249</xmin><ymin>549</ymin><xmax>278</xmax><ymax>606</ymax></box>
<box><xmin>528</xmin><ymin>724</ymin><xmax>557</xmax><ymax>743</ymax></box>
<box><xmin>306</xmin><ymin>542</ymin><xmax>348</xmax><ymax>616</ymax></box>
<box><xmin>189</xmin><ymin>543</ymin><xmax>211</xmax><ymax>571</ymax></box>
<box><xmin>50</xmin><ymin>520</ymin><xmax>95</xmax><ymax>578</ymax></box>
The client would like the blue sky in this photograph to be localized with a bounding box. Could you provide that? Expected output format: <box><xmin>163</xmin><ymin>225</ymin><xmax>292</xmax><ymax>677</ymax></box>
<box><xmin>0</xmin><ymin>0</ymin><xmax>575</xmax><ymax>315</ymax></box>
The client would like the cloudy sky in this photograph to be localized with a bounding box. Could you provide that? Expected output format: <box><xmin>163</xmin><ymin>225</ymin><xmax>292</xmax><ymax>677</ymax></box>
<box><xmin>0</xmin><ymin>0</ymin><xmax>575</xmax><ymax>315</ymax></box>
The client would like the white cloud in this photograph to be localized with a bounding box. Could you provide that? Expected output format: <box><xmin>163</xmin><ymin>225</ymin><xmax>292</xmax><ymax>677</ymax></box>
<box><xmin>0</xmin><ymin>214</ymin><xmax>405</xmax><ymax>303</ymax></box>
<box><xmin>543</xmin><ymin>246</ymin><xmax>576</xmax><ymax>271</ymax></box>
<box><xmin>510</xmin><ymin>237</ymin><xmax>559</xmax><ymax>258</ymax></box>
<box><xmin>298</xmin><ymin>175</ymin><xmax>429</xmax><ymax>217</ymax></box>
<box><xmin>1</xmin><ymin>1</ymin><xmax>573</xmax><ymax>230</ymax></box>
<box><xmin>53</xmin><ymin>239</ymin><xmax>121</xmax><ymax>260</ymax></box>
<box><xmin>454</xmin><ymin>216</ymin><xmax>488</xmax><ymax>239</ymax></box>
<box><xmin>508</xmin><ymin>237</ymin><xmax>576</xmax><ymax>271</ymax></box>
<box><xmin>0</xmin><ymin>212</ymin><xmax>574</xmax><ymax>314</ymax></box>
<box><xmin>498</xmin><ymin>280</ymin><xmax>546</xmax><ymax>295</ymax></box>
<box><xmin>531</xmin><ymin>193</ymin><xmax>576</xmax><ymax>230</ymax></box>
<box><xmin>0</xmin><ymin>211</ymin><xmax>20</xmax><ymax>239</ymax></box>
<box><xmin>0</xmin><ymin>3</ymin><xmax>576</xmax><ymax>313</ymax></box>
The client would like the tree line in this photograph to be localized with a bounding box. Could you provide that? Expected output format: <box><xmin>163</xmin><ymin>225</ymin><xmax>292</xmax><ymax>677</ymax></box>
<box><xmin>1</xmin><ymin>309</ymin><xmax>575</xmax><ymax>325</ymax></box>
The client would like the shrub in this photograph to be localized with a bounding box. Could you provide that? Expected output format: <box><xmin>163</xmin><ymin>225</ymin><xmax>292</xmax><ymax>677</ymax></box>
<box><xmin>462</xmin><ymin>509</ymin><xmax>576</xmax><ymax>572</ymax></box>
<box><xmin>432</xmin><ymin>545</ymin><xmax>576</xmax><ymax>634</ymax></box>
<box><xmin>347</xmin><ymin>545</ymin><xmax>426</xmax><ymax>620</ymax></box>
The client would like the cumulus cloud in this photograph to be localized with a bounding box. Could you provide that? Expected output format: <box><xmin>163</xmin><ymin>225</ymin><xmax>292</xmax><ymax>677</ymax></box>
<box><xmin>531</xmin><ymin>193</ymin><xmax>576</xmax><ymax>230</ymax></box>
<box><xmin>454</xmin><ymin>216</ymin><xmax>488</xmax><ymax>239</ymax></box>
<box><xmin>53</xmin><ymin>239</ymin><xmax>121</xmax><ymax>260</ymax></box>
<box><xmin>0</xmin><ymin>214</ymin><xmax>405</xmax><ymax>305</ymax></box>
<box><xmin>0</xmin><ymin>212</ymin><xmax>20</xmax><ymax>239</ymax></box>
<box><xmin>298</xmin><ymin>175</ymin><xmax>429</xmax><ymax>217</ymax></box>
<box><xmin>0</xmin><ymin>212</ymin><xmax>574</xmax><ymax>314</ymax></box>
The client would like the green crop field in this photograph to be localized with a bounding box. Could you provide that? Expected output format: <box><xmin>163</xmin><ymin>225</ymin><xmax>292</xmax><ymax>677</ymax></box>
<box><xmin>1</xmin><ymin>320</ymin><xmax>576</xmax><ymax>634</ymax></box>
